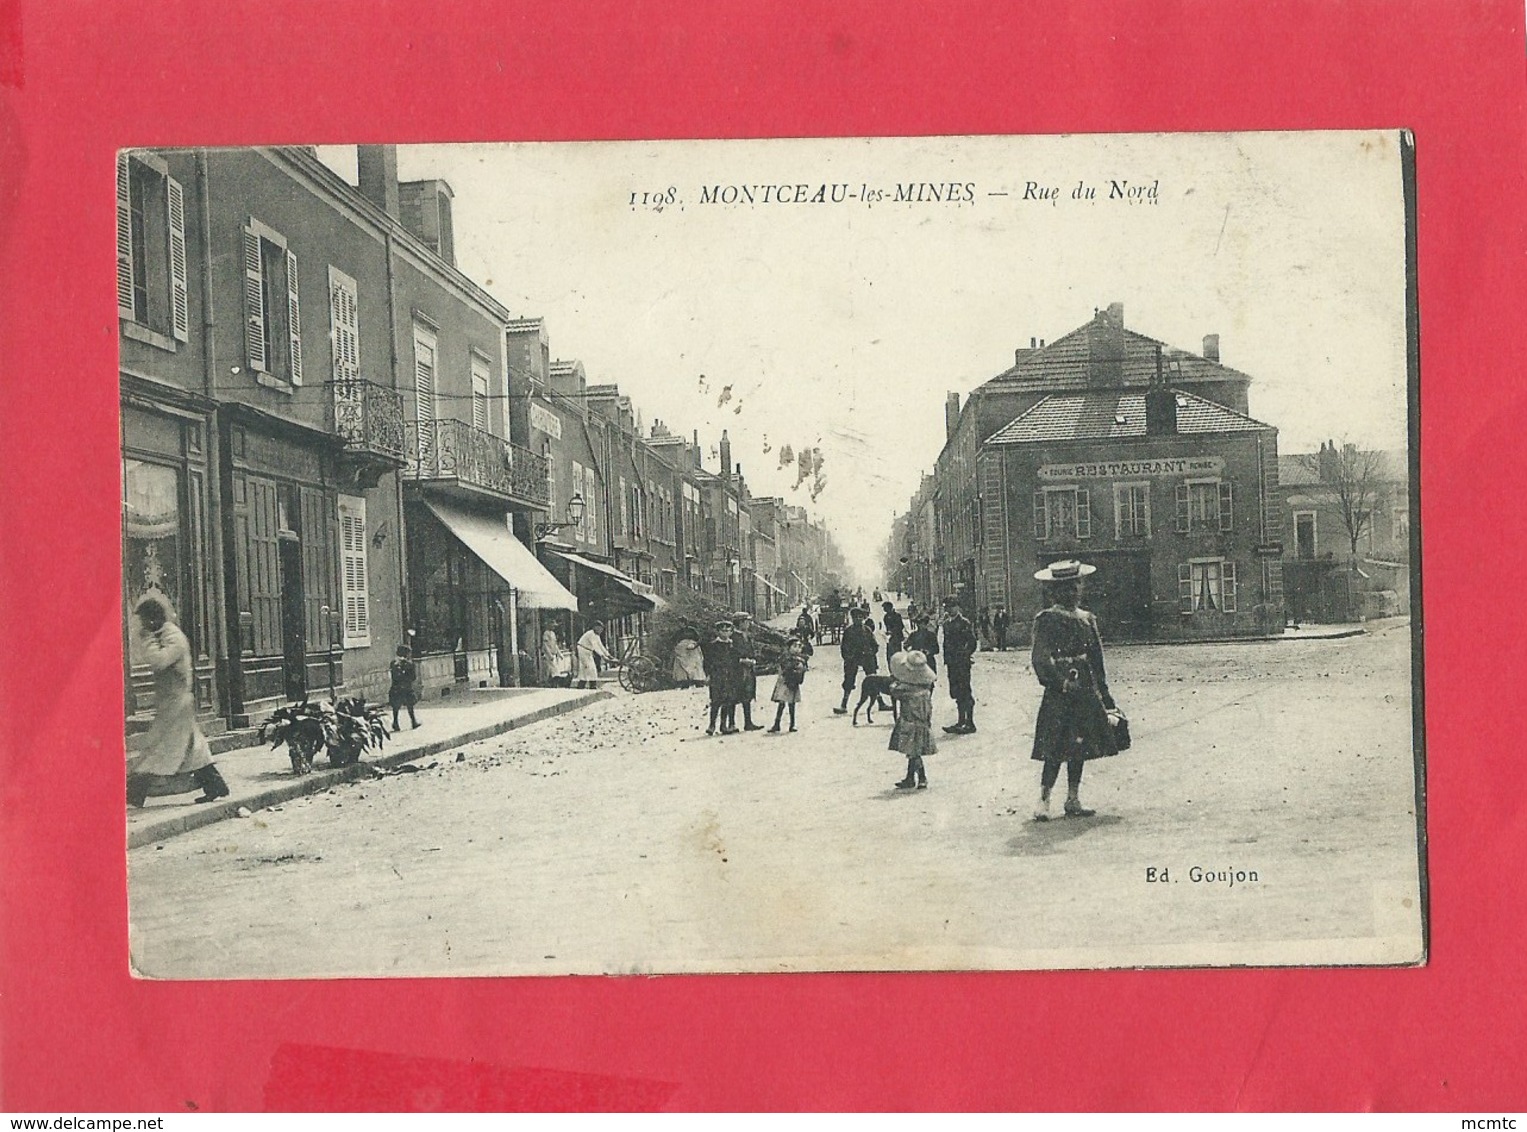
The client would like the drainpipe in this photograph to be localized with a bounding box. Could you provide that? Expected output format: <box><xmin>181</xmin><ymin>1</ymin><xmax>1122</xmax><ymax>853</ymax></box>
<box><xmin>386</xmin><ymin>230</ymin><xmax>410</xmax><ymax>636</ymax></box>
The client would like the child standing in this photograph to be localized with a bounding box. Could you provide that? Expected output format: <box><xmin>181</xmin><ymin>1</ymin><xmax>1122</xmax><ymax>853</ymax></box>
<box><xmin>887</xmin><ymin>649</ymin><xmax>937</xmax><ymax>789</ymax></box>
<box><xmin>388</xmin><ymin>645</ymin><xmax>419</xmax><ymax>732</ymax></box>
<box><xmin>768</xmin><ymin>636</ymin><xmax>808</xmax><ymax>732</ymax></box>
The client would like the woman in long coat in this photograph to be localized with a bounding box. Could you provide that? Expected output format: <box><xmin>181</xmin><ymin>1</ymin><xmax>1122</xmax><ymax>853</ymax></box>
<box><xmin>888</xmin><ymin>649</ymin><xmax>937</xmax><ymax>789</ymax></box>
<box><xmin>127</xmin><ymin>597</ymin><xmax>229</xmax><ymax>807</ymax></box>
<box><xmin>1029</xmin><ymin>560</ymin><xmax>1118</xmax><ymax>821</ymax></box>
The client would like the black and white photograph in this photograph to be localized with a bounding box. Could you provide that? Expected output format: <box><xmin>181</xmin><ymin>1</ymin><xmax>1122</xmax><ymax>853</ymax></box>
<box><xmin>120</xmin><ymin>130</ymin><xmax>1423</xmax><ymax>977</ymax></box>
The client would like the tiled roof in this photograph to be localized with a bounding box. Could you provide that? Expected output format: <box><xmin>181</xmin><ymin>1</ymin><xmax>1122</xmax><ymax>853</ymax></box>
<box><xmin>980</xmin><ymin>324</ymin><xmax>1253</xmax><ymax>395</ymax></box>
<box><xmin>1278</xmin><ymin>449</ymin><xmax>1408</xmax><ymax>487</ymax></box>
<box><xmin>986</xmin><ymin>390</ymin><xmax>1273</xmax><ymax>446</ymax></box>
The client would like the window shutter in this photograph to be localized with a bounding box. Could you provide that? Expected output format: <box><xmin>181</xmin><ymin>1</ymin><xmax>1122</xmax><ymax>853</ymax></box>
<box><xmin>243</xmin><ymin>226</ymin><xmax>267</xmax><ymax>372</ymax></box>
<box><xmin>166</xmin><ymin>176</ymin><xmax>189</xmax><ymax>342</ymax></box>
<box><xmin>1113</xmin><ymin>486</ymin><xmax>1126</xmax><ymax>539</ymax></box>
<box><xmin>1218</xmin><ymin>481</ymin><xmax>1234</xmax><ymax>531</ymax></box>
<box><xmin>1076</xmin><ymin>489</ymin><xmax>1091</xmax><ymax>538</ymax></box>
<box><xmin>116</xmin><ymin>155</ymin><xmax>136</xmax><ymax>319</ymax></box>
<box><xmin>1222</xmin><ymin>560</ymin><xmax>1238</xmax><ymax>613</ymax></box>
<box><xmin>1178</xmin><ymin>564</ymin><xmax>1193</xmax><ymax>613</ymax></box>
<box><xmin>339</xmin><ymin>496</ymin><xmax>370</xmax><ymax>647</ymax></box>
<box><xmin>329</xmin><ymin>268</ymin><xmax>359</xmax><ymax>382</ymax></box>
<box><xmin>1175</xmin><ymin>483</ymin><xmax>1190</xmax><ymax>532</ymax></box>
<box><xmin>286</xmin><ymin>247</ymin><xmax>303</xmax><ymax>386</ymax></box>
<box><xmin>1032</xmin><ymin>491</ymin><xmax>1046</xmax><ymax>539</ymax></box>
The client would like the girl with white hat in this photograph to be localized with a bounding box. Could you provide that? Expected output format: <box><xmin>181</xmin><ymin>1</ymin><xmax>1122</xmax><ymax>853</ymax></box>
<box><xmin>1029</xmin><ymin>560</ymin><xmax>1120</xmax><ymax>820</ymax></box>
<box><xmin>888</xmin><ymin>649</ymin><xmax>938</xmax><ymax>790</ymax></box>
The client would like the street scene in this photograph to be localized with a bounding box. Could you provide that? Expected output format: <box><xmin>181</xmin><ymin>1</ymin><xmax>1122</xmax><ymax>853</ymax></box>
<box><xmin>120</xmin><ymin>131</ymin><xmax>1423</xmax><ymax>975</ymax></box>
<box><xmin>129</xmin><ymin>616</ymin><xmax>1419</xmax><ymax>977</ymax></box>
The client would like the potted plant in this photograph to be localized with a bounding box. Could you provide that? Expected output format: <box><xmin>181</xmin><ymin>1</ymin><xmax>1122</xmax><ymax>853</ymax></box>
<box><xmin>259</xmin><ymin>698</ymin><xmax>390</xmax><ymax>775</ymax></box>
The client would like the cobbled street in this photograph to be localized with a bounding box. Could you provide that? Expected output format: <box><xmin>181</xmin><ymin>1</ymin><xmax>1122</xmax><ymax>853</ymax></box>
<box><xmin>128</xmin><ymin>622</ymin><xmax>1422</xmax><ymax>978</ymax></box>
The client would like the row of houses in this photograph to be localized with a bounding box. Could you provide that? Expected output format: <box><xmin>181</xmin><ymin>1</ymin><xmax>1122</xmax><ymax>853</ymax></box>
<box><xmin>121</xmin><ymin>144</ymin><xmax>843</xmax><ymax>735</ymax></box>
<box><xmin>888</xmin><ymin>303</ymin><xmax>1411</xmax><ymax>643</ymax></box>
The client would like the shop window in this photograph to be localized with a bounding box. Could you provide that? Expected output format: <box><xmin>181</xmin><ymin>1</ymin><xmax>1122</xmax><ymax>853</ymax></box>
<box><xmin>1175</xmin><ymin>479</ymin><xmax>1233</xmax><ymax>532</ymax></box>
<box><xmin>1179</xmin><ymin>559</ymin><xmax>1238</xmax><ymax>614</ymax></box>
<box><xmin>1113</xmin><ymin>482</ymin><xmax>1150</xmax><ymax>538</ymax></box>
<box><xmin>243</xmin><ymin>217</ymin><xmax>303</xmax><ymax>386</ymax></box>
<box><xmin>124</xmin><ymin>459</ymin><xmax>186</xmax><ymax>667</ymax></box>
<box><xmin>1032</xmin><ymin>486</ymin><xmax>1091</xmax><ymax>541</ymax></box>
<box><xmin>116</xmin><ymin>152</ymin><xmax>188</xmax><ymax>345</ymax></box>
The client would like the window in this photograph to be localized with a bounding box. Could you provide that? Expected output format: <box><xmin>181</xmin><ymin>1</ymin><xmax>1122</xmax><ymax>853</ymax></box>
<box><xmin>1179</xmin><ymin>559</ymin><xmax>1238</xmax><ymax>614</ymax></box>
<box><xmin>1175</xmin><ymin>478</ymin><xmax>1233</xmax><ymax>532</ymax></box>
<box><xmin>412</xmin><ymin>323</ymin><xmax>437</xmax><ymax>447</ymax></box>
<box><xmin>116</xmin><ymin>152</ymin><xmax>188</xmax><ymax>344</ymax></box>
<box><xmin>338</xmin><ymin>495</ymin><xmax>370</xmax><ymax>647</ymax></box>
<box><xmin>1032</xmin><ymin>486</ymin><xmax>1091</xmax><ymax>540</ymax></box>
<box><xmin>1294</xmin><ymin>511</ymin><xmax>1317</xmax><ymax>559</ymax></box>
<box><xmin>1393</xmin><ymin>504</ymin><xmax>1410</xmax><ymax>541</ymax></box>
<box><xmin>243</xmin><ymin>217</ymin><xmax>303</xmax><ymax>385</ymax></box>
<box><xmin>328</xmin><ymin>267</ymin><xmax>360</xmax><ymax>383</ymax></box>
<box><xmin>470</xmin><ymin>353</ymin><xmax>491</xmax><ymax>432</ymax></box>
<box><xmin>1113</xmin><ymin>482</ymin><xmax>1151</xmax><ymax>538</ymax></box>
<box><xmin>619</xmin><ymin>475</ymin><xmax>629</xmax><ymax>536</ymax></box>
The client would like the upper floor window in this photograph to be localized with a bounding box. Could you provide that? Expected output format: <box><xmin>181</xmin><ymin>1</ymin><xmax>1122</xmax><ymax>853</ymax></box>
<box><xmin>1113</xmin><ymin>482</ymin><xmax>1151</xmax><ymax>538</ymax></box>
<box><xmin>1032</xmin><ymin>486</ymin><xmax>1091</xmax><ymax>541</ymax></box>
<box><xmin>243</xmin><ymin>217</ymin><xmax>303</xmax><ymax>386</ymax></box>
<box><xmin>1175</xmin><ymin>478</ymin><xmax>1233</xmax><ymax>533</ymax></box>
<box><xmin>470</xmin><ymin>352</ymin><xmax>492</xmax><ymax>432</ymax></box>
<box><xmin>116</xmin><ymin>152</ymin><xmax>188</xmax><ymax>346</ymax></box>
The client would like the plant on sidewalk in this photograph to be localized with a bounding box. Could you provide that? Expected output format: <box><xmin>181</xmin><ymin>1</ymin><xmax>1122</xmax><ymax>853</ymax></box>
<box><xmin>259</xmin><ymin>698</ymin><xmax>390</xmax><ymax>775</ymax></box>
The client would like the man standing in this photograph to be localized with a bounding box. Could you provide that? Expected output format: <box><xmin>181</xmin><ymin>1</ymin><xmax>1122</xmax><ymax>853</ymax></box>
<box><xmin>993</xmin><ymin>604</ymin><xmax>1012</xmax><ymax>651</ymax></box>
<box><xmin>732</xmin><ymin>611</ymin><xmax>764</xmax><ymax>731</ymax></box>
<box><xmin>834</xmin><ymin>606</ymin><xmax>880</xmax><ymax>715</ymax></box>
<box><xmin>942</xmin><ymin>606</ymin><xmax>979</xmax><ymax>734</ymax></box>
<box><xmin>881</xmin><ymin>600</ymin><xmax>905</xmax><ymax>667</ymax></box>
<box><xmin>905</xmin><ymin>612</ymin><xmax>940</xmax><ymax>674</ymax></box>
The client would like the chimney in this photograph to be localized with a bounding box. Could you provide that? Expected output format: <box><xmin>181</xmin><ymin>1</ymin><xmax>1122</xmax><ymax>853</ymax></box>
<box><xmin>1203</xmin><ymin>333</ymin><xmax>1221</xmax><ymax>363</ymax></box>
<box><xmin>693</xmin><ymin>430</ymin><xmax>702</xmax><ymax>469</ymax></box>
<box><xmin>398</xmin><ymin>179</ymin><xmax>456</xmax><ymax>266</ymax></box>
<box><xmin>945</xmin><ymin>392</ymin><xmax>961</xmax><ymax>440</ymax></box>
<box><xmin>719</xmin><ymin>430</ymin><xmax>732</xmax><ymax>481</ymax></box>
<box><xmin>357</xmin><ymin>145</ymin><xmax>400</xmax><ymax>218</ymax></box>
<box><xmin>1088</xmin><ymin>302</ymin><xmax>1127</xmax><ymax>386</ymax></box>
<box><xmin>1145</xmin><ymin>344</ymin><xmax>1178</xmax><ymax>436</ymax></box>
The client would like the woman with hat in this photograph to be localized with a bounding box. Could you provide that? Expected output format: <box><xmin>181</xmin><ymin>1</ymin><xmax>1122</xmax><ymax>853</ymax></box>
<box><xmin>887</xmin><ymin>649</ymin><xmax>938</xmax><ymax>790</ymax></box>
<box><xmin>1029</xmin><ymin>559</ymin><xmax>1119</xmax><ymax>820</ymax></box>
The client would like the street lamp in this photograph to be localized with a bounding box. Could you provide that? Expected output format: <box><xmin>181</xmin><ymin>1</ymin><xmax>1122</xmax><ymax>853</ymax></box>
<box><xmin>535</xmin><ymin>492</ymin><xmax>586</xmax><ymax>540</ymax></box>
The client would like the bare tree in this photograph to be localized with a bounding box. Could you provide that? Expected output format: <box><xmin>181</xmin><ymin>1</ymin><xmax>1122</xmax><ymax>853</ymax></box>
<box><xmin>1297</xmin><ymin>438</ymin><xmax>1387</xmax><ymax>559</ymax></box>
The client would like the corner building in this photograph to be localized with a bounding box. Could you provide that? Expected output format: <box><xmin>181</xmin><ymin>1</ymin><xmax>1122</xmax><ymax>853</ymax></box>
<box><xmin>964</xmin><ymin>304</ymin><xmax>1285</xmax><ymax>642</ymax></box>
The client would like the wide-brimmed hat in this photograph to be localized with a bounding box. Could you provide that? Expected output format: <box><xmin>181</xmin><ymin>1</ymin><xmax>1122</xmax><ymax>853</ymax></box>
<box><xmin>1034</xmin><ymin>559</ymin><xmax>1097</xmax><ymax>582</ymax></box>
<box><xmin>731</xmin><ymin>610</ymin><xmax>752</xmax><ymax>623</ymax></box>
<box><xmin>890</xmin><ymin>649</ymin><xmax>936</xmax><ymax>686</ymax></box>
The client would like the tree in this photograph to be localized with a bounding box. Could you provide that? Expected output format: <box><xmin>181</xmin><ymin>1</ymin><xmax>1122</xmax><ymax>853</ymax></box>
<box><xmin>1297</xmin><ymin>439</ymin><xmax>1387</xmax><ymax>560</ymax></box>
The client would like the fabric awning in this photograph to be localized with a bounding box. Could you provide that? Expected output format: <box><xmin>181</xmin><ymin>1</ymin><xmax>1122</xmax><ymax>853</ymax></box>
<box><xmin>422</xmin><ymin>498</ymin><xmax>579</xmax><ymax>611</ymax></box>
<box><xmin>758</xmin><ymin>575</ymin><xmax>787</xmax><ymax>598</ymax></box>
<box><xmin>550</xmin><ymin>550</ymin><xmax>656</xmax><ymax>615</ymax></box>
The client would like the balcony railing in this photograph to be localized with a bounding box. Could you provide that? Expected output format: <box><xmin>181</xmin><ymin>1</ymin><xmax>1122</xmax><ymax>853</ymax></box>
<box><xmin>404</xmin><ymin>418</ymin><xmax>550</xmax><ymax>509</ymax></box>
<box><xmin>331</xmin><ymin>379</ymin><xmax>407</xmax><ymax>462</ymax></box>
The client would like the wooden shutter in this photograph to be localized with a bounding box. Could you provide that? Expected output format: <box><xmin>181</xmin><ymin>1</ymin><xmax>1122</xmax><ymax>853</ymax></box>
<box><xmin>167</xmin><ymin>176</ymin><xmax>189</xmax><ymax>341</ymax></box>
<box><xmin>246</xmin><ymin>477</ymin><xmax>282</xmax><ymax>655</ymax></box>
<box><xmin>1222</xmin><ymin>560</ymin><xmax>1238</xmax><ymax>613</ymax></box>
<box><xmin>329</xmin><ymin>267</ymin><xmax>359</xmax><ymax>382</ymax></box>
<box><xmin>116</xmin><ymin>154</ymin><xmax>136</xmax><ymax>319</ymax></box>
<box><xmin>1076</xmin><ymin>488</ymin><xmax>1091</xmax><ymax>538</ymax></box>
<box><xmin>286</xmin><ymin>248</ymin><xmax>303</xmax><ymax>386</ymax></box>
<box><xmin>339</xmin><ymin>495</ymin><xmax>370</xmax><ymax>647</ymax></box>
<box><xmin>243</xmin><ymin>226</ymin><xmax>267</xmax><ymax>372</ymax></box>
<box><xmin>1218</xmin><ymin>481</ymin><xmax>1234</xmax><ymax>531</ymax></box>
<box><xmin>1032</xmin><ymin>491</ymin><xmax>1046</xmax><ymax>539</ymax></box>
<box><xmin>1175</xmin><ymin>483</ymin><xmax>1191</xmax><ymax>532</ymax></box>
<box><xmin>1178</xmin><ymin>563</ymin><xmax>1193</xmax><ymax>613</ymax></box>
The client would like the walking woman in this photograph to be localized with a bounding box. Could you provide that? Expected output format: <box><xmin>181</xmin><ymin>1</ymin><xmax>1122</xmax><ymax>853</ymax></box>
<box><xmin>1029</xmin><ymin>560</ymin><xmax>1119</xmax><ymax>821</ymax></box>
<box><xmin>127</xmin><ymin>597</ymin><xmax>229</xmax><ymax>807</ymax></box>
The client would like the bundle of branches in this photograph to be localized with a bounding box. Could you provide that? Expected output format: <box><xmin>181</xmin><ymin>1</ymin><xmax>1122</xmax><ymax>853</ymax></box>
<box><xmin>644</xmin><ymin>589</ymin><xmax>792</xmax><ymax>677</ymax></box>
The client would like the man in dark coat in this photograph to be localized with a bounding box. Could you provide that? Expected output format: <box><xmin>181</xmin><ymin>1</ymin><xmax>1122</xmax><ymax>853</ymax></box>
<box><xmin>732</xmin><ymin>611</ymin><xmax>763</xmax><ymax>731</ymax></box>
<box><xmin>701</xmin><ymin>620</ymin><xmax>744</xmax><ymax>735</ymax></box>
<box><xmin>941</xmin><ymin>606</ymin><xmax>979</xmax><ymax>734</ymax></box>
<box><xmin>833</xmin><ymin>606</ymin><xmax>880</xmax><ymax>715</ymax></box>
<box><xmin>905</xmin><ymin>613</ymin><xmax>940</xmax><ymax>673</ymax></box>
<box><xmin>881</xmin><ymin>600</ymin><xmax>905</xmax><ymax>667</ymax></box>
<box><xmin>993</xmin><ymin>605</ymin><xmax>1012</xmax><ymax>651</ymax></box>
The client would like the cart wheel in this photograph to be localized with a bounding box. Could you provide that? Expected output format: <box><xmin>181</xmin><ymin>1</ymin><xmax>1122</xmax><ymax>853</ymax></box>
<box><xmin>625</xmin><ymin>656</ymin><xmax>659</xmax><ymax>693</ymax></box>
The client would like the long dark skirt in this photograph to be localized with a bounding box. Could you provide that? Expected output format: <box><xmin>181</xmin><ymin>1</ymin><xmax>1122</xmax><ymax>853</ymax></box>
<box><xmin>1031</xmin><ymin>686</ymin><xmax>1118</xmax><ymax>762</ymax></box>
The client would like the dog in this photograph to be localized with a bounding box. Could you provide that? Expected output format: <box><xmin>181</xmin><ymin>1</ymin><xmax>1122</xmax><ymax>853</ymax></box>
<box><xmin>852</xmin><ymin>675</ymin><xmax>899</xmax><ymax>725</ymax></box>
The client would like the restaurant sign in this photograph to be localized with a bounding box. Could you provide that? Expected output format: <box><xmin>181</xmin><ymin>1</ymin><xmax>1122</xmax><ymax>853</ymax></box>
<box><xmin>1038</xmin><ymin>455</ymin><xmax>1225</xmax><ymax>481</ymax></box>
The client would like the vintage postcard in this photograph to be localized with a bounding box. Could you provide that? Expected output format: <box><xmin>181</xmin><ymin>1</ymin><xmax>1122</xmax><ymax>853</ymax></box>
<box><xmin>121</xmin><ymin>131</ymin><xmax>1423</xmax><ymax>977</ymax></box>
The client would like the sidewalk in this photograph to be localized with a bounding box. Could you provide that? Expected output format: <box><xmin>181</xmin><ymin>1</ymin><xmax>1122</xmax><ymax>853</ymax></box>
<box><xmin>126</xmin><ymin>686</ymin><xmax>609</xmax><ymax>849</ymax></box>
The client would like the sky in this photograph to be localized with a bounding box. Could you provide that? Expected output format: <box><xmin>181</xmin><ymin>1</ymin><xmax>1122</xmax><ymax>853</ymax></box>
<box><xmin>317</xmin><ymin>132</ymin><xmax>1410</xmax><ymax>583</ymax></box>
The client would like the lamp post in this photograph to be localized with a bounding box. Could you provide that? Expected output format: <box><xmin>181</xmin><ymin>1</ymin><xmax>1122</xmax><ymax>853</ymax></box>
<box><xmin>535</xmin><ymin>492</ymin><xmax>586</xmax><ymax>541</ymax></box>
